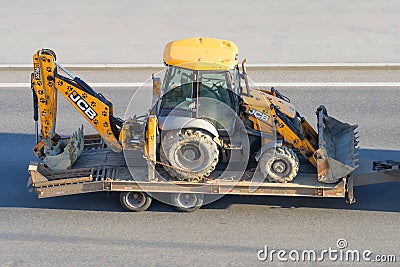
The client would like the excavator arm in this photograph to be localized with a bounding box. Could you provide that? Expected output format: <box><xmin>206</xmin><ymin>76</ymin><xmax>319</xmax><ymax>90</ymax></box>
<box><xmin>31</xmin><ymin>49</ymin><xmax>123</xmax><ymax>169</ymax></box>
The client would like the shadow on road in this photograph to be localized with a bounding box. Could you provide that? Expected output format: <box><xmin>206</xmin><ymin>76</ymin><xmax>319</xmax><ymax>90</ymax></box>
<box><xmin>1</xmin><ymin>133</ymin><xmax>399</xmax><ymax>213</ymax></box>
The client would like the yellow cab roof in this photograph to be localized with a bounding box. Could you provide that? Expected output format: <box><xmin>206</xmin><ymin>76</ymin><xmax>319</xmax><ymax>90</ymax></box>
<box><xmin>163</xmin><ymin>37</ymin><xmax>239</xmax><ymax>70</ymax></box>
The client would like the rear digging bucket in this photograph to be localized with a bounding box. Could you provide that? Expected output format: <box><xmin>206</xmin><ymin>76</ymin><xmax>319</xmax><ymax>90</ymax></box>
<box><xmin>315</xmin><ymin>106</ymin><xmax>359</xmax><ymax>183</ymax></box>
<box><xmin>43</xmin><ymin>126</ymin><xmax>84</xmax><ymax>170</ymax></box>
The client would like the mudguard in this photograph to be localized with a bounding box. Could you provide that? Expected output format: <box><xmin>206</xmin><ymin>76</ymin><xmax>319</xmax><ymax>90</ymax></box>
<box><xmin>158</xmin><ymin>116</ymin><xmax>219</xmax><ymax>137</ymax></box>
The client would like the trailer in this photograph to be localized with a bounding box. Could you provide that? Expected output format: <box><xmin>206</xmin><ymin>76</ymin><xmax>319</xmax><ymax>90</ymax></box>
<box><xmin>28</xmin><ymin>44</ymin><xmax>400</xmax><ymax>212</ymax></box>
<box><xmin>27</xmin><ymin>135</ymin><xmax>400</xmax><ymax>212</ymax></box>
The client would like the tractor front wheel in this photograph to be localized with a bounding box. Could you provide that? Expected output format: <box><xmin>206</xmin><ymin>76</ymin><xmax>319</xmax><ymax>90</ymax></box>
<box><xmin>259</xmin><ymin>147</ymin><xmax>299</xmax><ymax>183</ymax></box>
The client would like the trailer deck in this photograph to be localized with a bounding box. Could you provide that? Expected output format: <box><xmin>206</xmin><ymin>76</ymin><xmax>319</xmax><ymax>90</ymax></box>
<box><xmin>27</xmin><ymin>150</ymin><xmax>341</xmax><ymax>199</ymax></box>
<box><xmin>28</xmin><ymin>162</ymin><xmax>348</xmax><ymax>199</ymax></box>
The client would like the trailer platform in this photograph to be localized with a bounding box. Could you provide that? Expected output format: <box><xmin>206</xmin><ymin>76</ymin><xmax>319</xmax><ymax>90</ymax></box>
<box><xmin>27</xmin><ymin>144</ymin><xmax>400</xmax><ymax>211</ymax></box>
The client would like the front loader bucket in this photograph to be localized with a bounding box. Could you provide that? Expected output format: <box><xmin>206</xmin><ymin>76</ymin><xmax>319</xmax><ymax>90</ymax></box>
<box><xmin>43</xmin><ymin>127</ymin><xmax>84</xmax><ymax>170</ymax></box>
<box><xmin>315</xmin><ymin>106</ymin><xmax>359</xmax><ymax>183</ymax></box>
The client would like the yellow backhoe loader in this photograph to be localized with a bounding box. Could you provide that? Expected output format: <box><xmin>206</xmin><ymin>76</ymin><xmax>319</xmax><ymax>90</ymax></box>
<box><xmin>31</xmin><ymin>37</ymin><xmax>358</xmax><ymax>186</ymax></box>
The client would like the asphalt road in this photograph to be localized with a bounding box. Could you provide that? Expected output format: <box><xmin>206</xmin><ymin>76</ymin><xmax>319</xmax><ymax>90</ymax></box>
<box><xmin>1</xmin><ymin>0</ymin><xmax>400</xmax><ymax>64</ymax></box>
<box><xmin>1</xmin><ymin>69</ymin><xmax>399</xmax><ymax>266</ymax></box>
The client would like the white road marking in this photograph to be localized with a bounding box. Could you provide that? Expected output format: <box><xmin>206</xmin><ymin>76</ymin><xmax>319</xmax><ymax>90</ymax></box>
<box><xmin>2</xmin><ymin>82</ymin><xmax>400</xmax><ymax>88</ymax></box>
<box><xmin>1</xmin><ymin>63</ymin><xmax>400</xmax><ymax>68</ymax></box>
<box><xmin>254</xmin><ymin>82</ymin><xmax>400</xmax><ymax>87</ymax></box>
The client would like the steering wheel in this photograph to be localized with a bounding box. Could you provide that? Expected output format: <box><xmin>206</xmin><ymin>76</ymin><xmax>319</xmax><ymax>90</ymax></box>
<box><xmin>201</xmin><ymin>85</ymin><xmax>220</xmax><ymax>99</ymax></box>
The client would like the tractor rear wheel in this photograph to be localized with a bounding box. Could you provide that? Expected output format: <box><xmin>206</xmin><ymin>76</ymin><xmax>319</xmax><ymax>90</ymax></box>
<box><xmin>160</xmin><ymin>129</ymin><xmax>219</xmax><ymax>181</ymax></box>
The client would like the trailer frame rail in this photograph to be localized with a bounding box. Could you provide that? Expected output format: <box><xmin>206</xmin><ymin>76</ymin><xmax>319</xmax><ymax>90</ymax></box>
<box><xmin>28</xmin><ymin>161</ymin><xmax>347</xmax><ymax>199</ymax></box>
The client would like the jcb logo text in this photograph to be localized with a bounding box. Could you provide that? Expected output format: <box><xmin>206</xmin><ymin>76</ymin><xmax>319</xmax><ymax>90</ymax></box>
<box><xmin>69</xmin><ymin>91</ymin><xmax>98</xmax><ymax>120</ymax></box>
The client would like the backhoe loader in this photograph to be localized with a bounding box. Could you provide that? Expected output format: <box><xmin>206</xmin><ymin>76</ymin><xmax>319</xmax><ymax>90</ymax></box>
<box><xmin>30</xmin><ymin>37</ymin><xmax>358</xmax><ymax>185</ymax></box>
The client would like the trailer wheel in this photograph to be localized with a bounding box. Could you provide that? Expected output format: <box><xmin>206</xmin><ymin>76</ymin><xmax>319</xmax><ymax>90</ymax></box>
<box><xmin>171</xmin><ymin>193</ymin><xmax>204</xmax><ymax>212</ymax></box>
<box><xmin>259</xmin><ymin>147</ymin><xmax>299</xmax><ymax>183</ymax></box>
<box><xmin>120</xmin><ymin>191</ymin><xmax>152</xmax><ymax>212</ymax></box>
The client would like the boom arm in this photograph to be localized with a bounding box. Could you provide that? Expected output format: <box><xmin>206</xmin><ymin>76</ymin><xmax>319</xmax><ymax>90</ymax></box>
<box><xmin>31</xmin><ymin>49</ymin><xmax>123</xmax><ymax>159</ymax></box>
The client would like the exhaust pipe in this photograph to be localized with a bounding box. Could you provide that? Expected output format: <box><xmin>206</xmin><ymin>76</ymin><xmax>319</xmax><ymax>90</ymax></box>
<box><xmin>315</xmin><ymin>106</ymin><xmax>359</xmax><ymax>183</ymax></box>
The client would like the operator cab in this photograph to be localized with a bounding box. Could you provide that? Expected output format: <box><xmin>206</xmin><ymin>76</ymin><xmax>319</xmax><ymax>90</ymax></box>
<box><xmin>157</xmin><ymin>37</ymin><xmax>242</xmax><ymax>132</ymax></box>
<box><xmin>158</xmin><ymin>66</ymin><xmax>242</xmax><ymax>132</ymax></box>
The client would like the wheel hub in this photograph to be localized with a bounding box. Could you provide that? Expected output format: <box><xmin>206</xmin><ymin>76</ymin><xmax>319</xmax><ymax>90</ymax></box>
<box><xmin>182</xmin><ymin>149</ymin><xmax>197</xmax><ymax>161</ymax></box>
<box><xmin>128</xmin><ymin>192</ymin><xmax>145</xmax><ymax>206</ymax></box>
<box><xmin>179</xmin><ymin>144</ymin><xmax>201</xmax><ymax>161</ymax></box>
<box><xmin>272</xmin><ymin>160</ymin><xmax>286</xmax><ymax>174</ymax></box>
<box><xmin>177</xmin><ymin>193</ymin><xmax>197</xmax><ymax>208</ymax></box>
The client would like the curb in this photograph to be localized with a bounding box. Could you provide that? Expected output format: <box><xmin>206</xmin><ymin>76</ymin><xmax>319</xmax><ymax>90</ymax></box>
<box><xmin>2</xmin><ymin>82</ymin><xmax>400</xmax><ymax>88</ymax></box>
<box><xmin>2</xmin><ymin>63</ymin><xmax>400</xmax><ymax>69</ymax></box>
